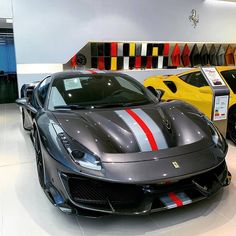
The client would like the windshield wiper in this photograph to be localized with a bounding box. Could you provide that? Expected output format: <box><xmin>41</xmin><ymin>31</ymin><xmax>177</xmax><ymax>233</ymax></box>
<box><xmin>54</xmin><ymin>101</ymin><xmax>151</xmax><ymax>110</ymax></box>
<box><xmin>92</xmin><ymin>103</ymin><xmax>132</xmax><ymax>108</ymax></box>
<box><xmin>93</xmin><ymin>101</ymin><xmax>148</xmax><ymax>109</ymax></box>
<box><xmin>54</xmin><ymin>105</ymin><xmax>89</xmax><ymax>110</ymax></box>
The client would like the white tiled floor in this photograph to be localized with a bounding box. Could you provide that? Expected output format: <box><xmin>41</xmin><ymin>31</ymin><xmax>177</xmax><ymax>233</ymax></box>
<box><xmin>0</xmin><ymin>103</ymin><xmax>236</xmax><ymax>236</ymax></box>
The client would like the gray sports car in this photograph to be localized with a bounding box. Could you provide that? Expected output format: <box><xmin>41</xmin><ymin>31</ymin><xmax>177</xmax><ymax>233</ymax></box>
<box><xmin>16</xmin><ymin>70</ymin><xmax>231</xmax><ymax>216</ymax></box>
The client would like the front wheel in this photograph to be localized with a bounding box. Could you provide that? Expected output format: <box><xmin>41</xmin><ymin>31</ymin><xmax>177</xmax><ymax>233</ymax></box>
<box><xmin>22</xmin><ymin>109</ymin><xmax>31</xmax><ymax>131</ymax></box>
<box><xmin>34</xmin><ymin>130</ymin><xmax>45</xmax><ymax>188</ymax></box>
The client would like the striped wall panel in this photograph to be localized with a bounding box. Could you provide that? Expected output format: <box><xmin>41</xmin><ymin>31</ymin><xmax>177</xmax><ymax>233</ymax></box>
<box><xmin>70</xmin><ymin>42</ymin><xmax>236</xmax><ymax>70</ymax></box>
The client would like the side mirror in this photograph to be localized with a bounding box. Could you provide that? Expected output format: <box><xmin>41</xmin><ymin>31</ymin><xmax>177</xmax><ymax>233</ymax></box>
<box><xmin>199</xmin><ymin>86</ymin><xmax>212</xmax><ymax>94</ymax></box>
<box><xmin>156</xmin><ymin>89</ymin><xmax>165</xmax><ymax>100</ymax></box>
<box><xmin>16</xmin><ymin>97</ymin><xmax>37</xmax><ymax>114</ymax></box>
<box><xmin>147</xmin><ymin>87</ymin><xmax>165</xmax><ymax>100</ymax></box>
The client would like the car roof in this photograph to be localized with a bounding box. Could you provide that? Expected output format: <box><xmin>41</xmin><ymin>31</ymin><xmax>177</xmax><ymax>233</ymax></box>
<box><xmin>215</xmin><ymin>66</ymin><xmax>236</xmax><ymax>72</ymax></box>
<box><xmin>176</xmin><ymin>68</ymin><xmax>199</xmax><ymax>77</ymax></box>
<box><xmin>177</xmin><ymin>66</ymin><xmax>236</xmax><ymax>77</ymax></box>
<box><xmin>51</xmin><ymin>69</ymin><xmax>124</xmax><ymax>80</ymax></box>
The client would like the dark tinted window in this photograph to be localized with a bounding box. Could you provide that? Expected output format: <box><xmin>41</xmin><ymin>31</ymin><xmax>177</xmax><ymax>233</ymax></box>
<box><xmin>164</xmin><ymin>81</ymin><xmax>177</xmax><ymax>93</ymax></box>
<box><xmin>221</xmin><ymin>70</ymin><xmax>236</xmax><ymax>93</ymax></box>
<box><xmin>37</xmin><ymin>77</ymin><xmax>51</xmax><ymax>106</ymax></box>
<box><xmin>48</xmin><ymin>74</ymin><xmax>155</xmax><ymax>109</ymax></box>
<box><xmin>180</xmin><ymin>72</ymin><xmax>208</xmax><ymax>87</ymax></box>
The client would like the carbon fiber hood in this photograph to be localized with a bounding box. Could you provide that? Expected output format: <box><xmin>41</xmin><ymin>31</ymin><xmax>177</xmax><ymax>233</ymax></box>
<box><xmin>53</xmin><ymin>101</ymin><xmax>213</xmax><ymax>161</ymax></box>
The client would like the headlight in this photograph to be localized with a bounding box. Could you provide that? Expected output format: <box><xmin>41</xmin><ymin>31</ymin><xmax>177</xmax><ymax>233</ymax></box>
<box><xmin>70</xmin><ymin>150</ymin><xmax>101</xmax><ymax>171</ymax></box>
<box><xmin>203</xmin><ymin>116</ymin><xmax>225</xmax><ymax>150</ymax></box>
<box><xmin>208</xmin><ymin>122</ymin><xmax>222</xmax><ymax>146</ymax></box>
<box><xmin>53</xmin><ymin>124</ymin><xmax>102</xmax><ymax>171</ymax></box>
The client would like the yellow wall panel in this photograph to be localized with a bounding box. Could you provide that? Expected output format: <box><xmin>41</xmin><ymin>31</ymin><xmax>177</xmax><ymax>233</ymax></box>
<box><xmin>129</xmin><ymin>43</ymin><xmax>135</xmax><ymax>56</ymax></box>
<box><xmin>111</xmin><ymin>57</ymin><xmax>117</xmax><ymax>70</ymax></box>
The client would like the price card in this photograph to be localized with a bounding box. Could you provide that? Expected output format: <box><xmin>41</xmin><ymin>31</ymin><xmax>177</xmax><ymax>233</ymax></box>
<box><xmin>202</xmin><ymin>67</ymin><xmax>226</xmax><ymax>87</ymax></box>
<box><xmin>213</xmin><ymin>95</ymin><xmax>229</xmax><ymax>121</ymax></box>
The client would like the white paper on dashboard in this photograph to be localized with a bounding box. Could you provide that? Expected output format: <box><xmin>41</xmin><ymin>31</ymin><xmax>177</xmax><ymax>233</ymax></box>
<box><xmin>64</xmin><ymin>78</ymin><xmax>82</xmax><ymax>91</ymax></box>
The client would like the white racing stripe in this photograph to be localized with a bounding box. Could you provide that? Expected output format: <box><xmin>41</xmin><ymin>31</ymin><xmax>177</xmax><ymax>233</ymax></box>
<box><xmin>115</xmin><ymin>108</ymin><xmax>168</xmax><ymax>152</ymax></box>
<box><xmin>160</xmin><ymin>192</ymin><xmax>192</xmax><ymax>209</ymax></box>
<box><xmin>159</xmin><ymin>195</ymin><xmax>177</xmax><ymax>209</ymax></box>
<box><xmin>115</xmin><ymin>110</ymin><xmax>151</xmax><ymax>152</ymax></box>
<box><xmin>132</xmin><ymin>108</ymin><xmax>168</xmax><ymax>150</ymax></box>
<box><xmin>176</xmin><ymin>192</ymin><xmax>192</xmax><ymax>205</ymax></box>
<box><xmin>77</xmin><ymin>69</ymin><xmax>106</xmax><ymax>74</ymax></box>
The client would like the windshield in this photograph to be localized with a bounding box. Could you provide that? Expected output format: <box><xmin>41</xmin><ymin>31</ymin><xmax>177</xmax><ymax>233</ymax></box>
<box><xmin>221</xmin><ymin>70</ymin><xmax>236</xmax><ymax>93</ymax></box>
<box><xmin>48</xmin><ymin>74</ymin><xmax>155</xmax><ymax>110</ymax></box>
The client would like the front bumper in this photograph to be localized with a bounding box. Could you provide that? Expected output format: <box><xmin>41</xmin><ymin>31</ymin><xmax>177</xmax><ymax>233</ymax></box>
<box><xmin>58</xmin><ymin>160</ymin><xmax>230</xmax><ymax>215</ymax></box>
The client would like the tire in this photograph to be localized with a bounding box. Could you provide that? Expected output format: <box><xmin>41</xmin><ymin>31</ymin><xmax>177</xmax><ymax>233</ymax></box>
<box><xmin>22</xmin><ymin>109</ymin><xmax>31</xmax><ymax>131</ymax></box>
<box><xmin>227</xmin><ymin>108</ymin><xmax>236</xmax><ymax>144</ymax></box>
<box><xmin>34</xmin><ymin>130</ymin><xmax>45</xmax><ymax>188</ymax></box>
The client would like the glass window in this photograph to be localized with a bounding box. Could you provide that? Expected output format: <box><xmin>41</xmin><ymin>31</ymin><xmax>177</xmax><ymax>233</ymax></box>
<box><xmin>221</xmin><ymin>70</ymin><xmax>236</xmax><ymax>93</ymax></box>
<box><xmin>49</xmin><ymin>74</ymin><xmax>155</xmax><ymax>110</ymax></box>
<box><xmin>180</xmin><ymin>72</ymin><xmax>208</xmax><ymax>88</ymax></box>
<box><xmin>115</xmin><ymin>76</ymin><xmax>143</xmax><ymax>94</ymax></box>
<box><xmin>163</xmin><ymin>81</ymin><xmax>177</xmax><ymax>93</ymax></box>
<box><xmin>37</xmin><ymin>76</ymin><xmax>51</xmax><ymax>106</ymax></box>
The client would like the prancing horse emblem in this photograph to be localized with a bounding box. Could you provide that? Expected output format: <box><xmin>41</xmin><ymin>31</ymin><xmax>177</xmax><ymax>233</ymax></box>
<box><xmin>172</xmin><ymin>161</ymin><xmax>180</xmax><ymax>169</ymax></box>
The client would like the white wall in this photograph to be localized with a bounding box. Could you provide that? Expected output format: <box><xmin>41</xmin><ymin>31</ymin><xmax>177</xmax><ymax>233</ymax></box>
<box><xmin>0</xmin><ymin>0</ymin><xmax>12</xmax><ymax>18</ymax></box>
<box><xmin>11</xmin><ymin>0</ymin><xmax>236</xmax><ymax>88</ymax></box>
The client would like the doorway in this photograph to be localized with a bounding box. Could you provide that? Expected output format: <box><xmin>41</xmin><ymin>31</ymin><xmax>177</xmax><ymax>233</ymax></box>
<box><xmin>0</xmin><ymin>18</ymin><xmax>17</xmax><ymax>104</ymax></box>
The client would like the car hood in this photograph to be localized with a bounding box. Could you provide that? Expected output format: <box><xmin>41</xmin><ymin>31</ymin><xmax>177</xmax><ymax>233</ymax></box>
<box><xmin>52</xmin><ymin>101</ymin><xmax>214</xmax><ymax>162</ymax></box>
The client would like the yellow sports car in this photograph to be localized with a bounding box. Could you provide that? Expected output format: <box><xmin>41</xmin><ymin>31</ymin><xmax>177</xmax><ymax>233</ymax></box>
<box><xmin>144</xmin><ymin>66</ymin><xmax>236</xmax><ymax>144</ymax></box>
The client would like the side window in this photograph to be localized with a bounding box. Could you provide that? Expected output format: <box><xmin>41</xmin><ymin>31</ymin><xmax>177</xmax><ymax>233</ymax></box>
<box><xmin>115</xmin><ymin>76</ymin><xmax>143</xmax><ymax>94</ymax></box>
<box><xmin>179</xmin><ymin>73</ymin><xmax>190</xmax><ymax>82</ymax></box>
<box><xmin>221</xmin><ymin>70</ymin><xmax>236</xmax><ymax>93</ymax></box>
<box><xmin>163</xmin><ymin>81</ymin><xmax>177</xmax><ymax>93</ymax></box>
<box><xmin>180</xmin><ymin>72</ymin><xmax>208</xmax><ymax>88</ymax></box>
<box><xmin>37</xmin><ymin>76</ymin><xmax>52</xmax><ymax>106</ymax></box>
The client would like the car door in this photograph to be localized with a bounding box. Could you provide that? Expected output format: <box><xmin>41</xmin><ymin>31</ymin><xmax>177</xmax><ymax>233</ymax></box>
<box><xmin>22</xmin><ymin>89</ymin><xmax>35</xmax><ymax>130</ymax></box>
<box><xmin>27</xmin><ymin>76</ymin><xmax>52</xmax><ymax>127</ymax></box>
<box><xmin>178</xmin><ymin>71</ymin><xmax>213</xmax><ymax>118</ymax></box>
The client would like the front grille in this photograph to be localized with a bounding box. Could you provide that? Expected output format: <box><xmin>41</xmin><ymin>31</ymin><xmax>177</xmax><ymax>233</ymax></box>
<box><xmin>68</xmin><ymin>177</ymin><xmax>143</xmax><ymax>205</ymax></box>
<box><xmin>63</xmin><ymin>160</ymin><xmax>227</xmax><ymax>213</ymax></box>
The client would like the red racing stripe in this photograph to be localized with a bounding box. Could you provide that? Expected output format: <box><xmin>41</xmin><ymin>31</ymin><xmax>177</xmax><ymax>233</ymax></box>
<box><xmin>168</xmin><ymin>192</ymin><xmax>183</xmax><ymax>207</ymax></box>
<box><xmin>125</xmin><ymin>109</ymin><xmax>158</xmax><ymax>151</ymax></box>
<box><xmin>87</xmin><ymin>69</ymin><xmax>97</xmax><ymax>74</ymax></box>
